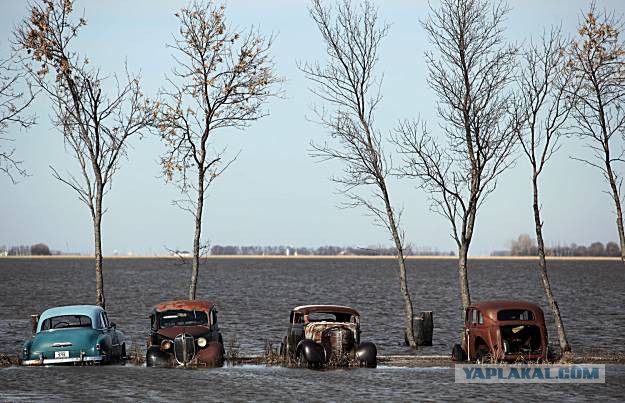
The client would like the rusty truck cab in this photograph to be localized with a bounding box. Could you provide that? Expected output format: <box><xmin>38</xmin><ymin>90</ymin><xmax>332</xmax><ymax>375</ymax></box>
<box><xmin>455</xmin><ymin>300</ymin><xmax>548</xmax><ymax>363</ymax></box>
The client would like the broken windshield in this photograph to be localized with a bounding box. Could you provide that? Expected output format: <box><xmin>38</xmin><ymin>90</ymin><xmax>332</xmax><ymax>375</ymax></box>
<box><xmin>158</xmin><ymin>310</ymin><xmax>208</xmax><ymax>328</ymax></box>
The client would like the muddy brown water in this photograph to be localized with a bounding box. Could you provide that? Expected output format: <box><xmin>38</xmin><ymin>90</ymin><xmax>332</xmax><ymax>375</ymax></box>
<box><xmin>1</xmin><ymin>257</ymin><xmax>624</xmax><ymax>401</ymax></box>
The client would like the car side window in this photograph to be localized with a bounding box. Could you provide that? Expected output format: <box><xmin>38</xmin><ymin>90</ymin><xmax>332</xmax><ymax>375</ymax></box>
<box><xmin>100</xmin><ymin>312</ymin><xmax>109</xmax><ymax>328</ymax></box>
<box><xmin>292</xmin><ymin>313</ymin><xmax>303</xmax><ymax>324</ymax></box>
<box><xmin>471</xmin><ymin>309</ymin><xmax>477</xmax><ymax>324</ymax></box>
<box><xmin>478</xmin><ymin>311</ymin><xmax>484</xmax><ymax>325</ymax></box>
<box><xmin>465</xmin><ymin>309</ymin><xmax>471</xmax><ymax>324</ymax></box>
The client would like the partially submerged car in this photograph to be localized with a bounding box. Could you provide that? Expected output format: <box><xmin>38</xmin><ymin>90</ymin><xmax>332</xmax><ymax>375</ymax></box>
<box><xmin>280</xmin><ymin>305</ymin><xmax>377</xmax><ymax>367</ymax></box>
<box><xmin>22</xmin><ymin>305</ymin><xmax>126</xmax><ymax>366</ymax></box>
<box><xmin>146</xmin><ymin>300</ymin><xmax>224</xmax><ymax>367</ymax></box>
<box><xmin>451</xmin><ymin>300</ymin><xmax>548</xmax><ymax>363</ymax></box>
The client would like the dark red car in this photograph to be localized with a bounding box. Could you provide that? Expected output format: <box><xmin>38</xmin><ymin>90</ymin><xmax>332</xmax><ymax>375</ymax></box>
<box><xmin>452</xmin><ymin>300</ymin><xmax>549</xmax><ymax>363</ymax></box>
<box><xmin>146</xmin><ymin>300</ymin><xmax>224</xmax><ymax>367</ymax></box>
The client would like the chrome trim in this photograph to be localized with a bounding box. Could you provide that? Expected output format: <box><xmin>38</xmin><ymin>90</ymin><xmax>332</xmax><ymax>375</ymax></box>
<box><xmin>22</xmin><ymin>355</ymin><xmax>103</xmax><ymax>366</ymax></box>
<box><xmin>52</xmin><ymin>342</ymin><xmax>73</xmax><ymax>347</ymax></box>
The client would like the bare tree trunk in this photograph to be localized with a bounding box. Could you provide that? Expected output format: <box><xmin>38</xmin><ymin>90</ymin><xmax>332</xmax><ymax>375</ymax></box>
<box><xmin>458</xmin><ymin>243</ymin><xmax>471</xmax><ymax>311</ymax></box>
<box><xmin>94</xmin><ymin>183</ymin><xmax>105</xmax><ymax>308</ymax></box>
<box><xmin>532</xmin><ymin>174</ymin><xmax>569</xmax><ymax>353</ymax></box>
<box><xmin>606</xmin><ymin>160</ymin><xmax>625</xmax><ymax>265</ymax></box>
<box><xmin>381</xmin><ymin>185</ymin><xmax>416</xmax><ymax>347</ymax></box>
<box><xmin>459</xmin><ymin>205</ymin><xmax>476</xmax><ymax>311</ymax></box>
<box><xmin>189</xmin><ymin>170</ymin><xmax>205</xmax><ymax>300</ymax></box>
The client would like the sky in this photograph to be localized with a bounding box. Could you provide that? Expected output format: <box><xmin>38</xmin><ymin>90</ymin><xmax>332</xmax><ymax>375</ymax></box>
<box><xmin>1</xmin><ymin>0</ymin><xmax>624</xmax><ymax>256</ymax></box>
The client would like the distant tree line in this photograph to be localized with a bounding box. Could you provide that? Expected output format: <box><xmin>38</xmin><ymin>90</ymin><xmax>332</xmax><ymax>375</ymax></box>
<box><xmin>506</xmin><ymin>234</ymin><xmax>621</xmax><ymax>257</ymax></box>
<box><xmin>209</xmin><ymin>244</ymin><xmax>455</xmax><ymax>256</ymax></box>
<box><xmin>1</xmin><ymin>243</ymin><xmax>54</xmax><ymax>256</ymax></box>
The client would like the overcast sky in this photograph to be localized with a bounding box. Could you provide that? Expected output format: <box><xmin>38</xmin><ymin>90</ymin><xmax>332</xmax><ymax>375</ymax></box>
<box><xmin>1</xmin><ymin>0</ymin><xmax>624</xmax><ymax>256</ymax></box>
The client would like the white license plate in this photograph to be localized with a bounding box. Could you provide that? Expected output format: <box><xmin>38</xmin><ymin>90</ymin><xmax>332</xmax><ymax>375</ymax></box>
<box><xmin>54</xmin><ymin>351</ymin><xmax>69</xmax><ymax>359</ymax></box>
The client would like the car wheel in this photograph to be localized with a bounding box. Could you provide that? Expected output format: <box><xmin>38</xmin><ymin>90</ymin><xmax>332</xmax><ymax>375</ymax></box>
<box><xmin>475</xmin><ymin>347</ymin><xmax>490</xmax><ymax>364</ymax></box>
<box><xmin>296</xmin><ymin>350</ymin><xmax>308</xmax><ymax>367</ymax></box>
<box><xmin>451</xmin><ymin>344</ymin><xmax>465</xmax><ymax>362</ymax></box>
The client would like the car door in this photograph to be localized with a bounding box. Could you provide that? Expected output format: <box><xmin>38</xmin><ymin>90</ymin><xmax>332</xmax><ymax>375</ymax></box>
<box><xmin>465</xmin><ymin>308</ymin><xmax>480</xmax><ymax>359</ymax></box>
<box><xmin>287</xmin><ymin>312</ymin><xmax>304</xmax><ymax>354</ymax></box>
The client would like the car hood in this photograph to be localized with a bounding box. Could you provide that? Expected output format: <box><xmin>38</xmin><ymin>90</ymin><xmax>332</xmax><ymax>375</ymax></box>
<box><xmin>304</xmin><ymin>322</ymin><xmax>357</xmax><ymax>343</ymax></box>
<box><xmin>157</xmin><ymin>325</ymin><xmax>211</xmax><ymax>339</ymax></box>
<box><xmin>29</xmin><ymin>328</ymin><xmax>100</xmax><ymax>352</ymax></box>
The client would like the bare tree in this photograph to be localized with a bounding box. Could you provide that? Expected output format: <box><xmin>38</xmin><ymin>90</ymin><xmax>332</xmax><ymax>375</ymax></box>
<box><xmin>301</xmin><ymin>0</ymin><xmax>418</xmax><ymax>347</ymax></box>
<box><xmin>517</xmin><ymin>28</ymin><xmax>574</xmax><ymax>354</ymax></box>
<box><xmin>16</xmin><ymin>0</ymin><xmax>153</xmax><ymax>308</ymax></box>
<box><xmin>394</xmin><ymin>0</ymin><xmax>519</xmax><ymax>311</ymax></box>
<box><xmin>0</xmin><ymin>54</ymin><xmax>36</xmax><ymax>182</ymax></box>
<box><xmin>156</xmin><ymin>1</ymin><xmax>280</xmax><ymax>300</ymax></box>
<box><xmin>569</xmin><ymin>5</ymin><xmax>625</xmax><ymax>266</ymax></box>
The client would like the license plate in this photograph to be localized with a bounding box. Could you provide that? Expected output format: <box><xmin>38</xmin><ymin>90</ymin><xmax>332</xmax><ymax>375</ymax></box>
<box><xmin>54</xmin><ymin>351</ymin><xmax>69</xmax><ymax>359</ymax></box>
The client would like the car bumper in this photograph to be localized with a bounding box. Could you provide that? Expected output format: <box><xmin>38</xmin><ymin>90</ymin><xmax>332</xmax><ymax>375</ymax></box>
<box><xmin>22</xmin><ymin>355</ymin><xmax>104</xmax><ymax>366</ymax></box>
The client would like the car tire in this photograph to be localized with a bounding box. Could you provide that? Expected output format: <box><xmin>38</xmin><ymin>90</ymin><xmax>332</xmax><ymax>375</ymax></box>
<box><xmin>475</xmin><ymin>347</ymin><xmax>489</xmax><ymax>364</ymax></box>
<box><xmin>451</xmin><ymin>344</ymin><xmax>465</xmax><ymax>362</ymax></box>
<box><xmin>296</xmin><ymin>350</ymin><xmax>307</xmax><ymax>367</ymax></box>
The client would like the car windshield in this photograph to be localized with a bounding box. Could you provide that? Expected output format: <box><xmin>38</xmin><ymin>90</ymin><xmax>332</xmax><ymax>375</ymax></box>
<box><xmin>497</xmin><ymin>309</ymin><xmax>534</xmax><ymax>321</ymax></box>
<box><xmin>41</xmin><ymin>315</ymin><xmax>92</xmax><ymax>330</ymax></box>
<box><xmin>158</xmin><ymin>310</ymin><xmax>208</xmax><ymax>328</ymax></box>
<box><xmin>307</xmin><ymin>312</ymin><xmax>355</xmax><ymax>323</ymax></box>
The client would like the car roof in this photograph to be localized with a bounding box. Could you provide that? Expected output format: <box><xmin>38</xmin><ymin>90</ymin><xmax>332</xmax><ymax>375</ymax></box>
<box><xmin>469</xmin><ymin>300</ymin><xmax>543</xmax><ymax>314</ymax></box>
<box><xmin>38</xmin><ymin>305</ymin><xmax>104</xmax><ymax>331</ymax></box>
<box><xmin>152</xmin><ymin>300</ymin><xmax>214</xmax><ymax>313</ymax></box>
<box><xmin>292</xmin><ymin>305</ymin><xmax>359</xmax><ymax>316</ymax></box>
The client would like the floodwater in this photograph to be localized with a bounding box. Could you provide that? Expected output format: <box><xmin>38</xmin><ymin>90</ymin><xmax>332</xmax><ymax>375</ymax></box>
<box><xmin>0</xmin><ymin>257</ymin><xmax>624</xmax><ymax>401</ymax></box>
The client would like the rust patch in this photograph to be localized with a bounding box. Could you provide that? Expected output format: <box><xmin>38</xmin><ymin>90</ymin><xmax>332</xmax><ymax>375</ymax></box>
<box><xmin>153</xmin><ymin>300</ymin><xmax>213</xmax><ymax>313</ymax></box>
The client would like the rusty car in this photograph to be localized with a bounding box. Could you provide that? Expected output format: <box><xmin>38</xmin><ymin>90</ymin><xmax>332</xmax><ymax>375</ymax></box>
<box><xmin>451</xmin><ymin>300</ymin><xmax>549</xmax><ymax>363</ymax></box>
<box><xmin>279</xmin><ymin>305</ymin><xmax>377</xmax><ymax>367</ymax></box>
<box><xmin>22</xmin><ymin>305</ymin><xmax>126</xmax><ymax>366</ymax></box>
<box><xmin>146</xmin><ymin>300</ymin><xmax>224</xmax><ymax>367</ymax></box>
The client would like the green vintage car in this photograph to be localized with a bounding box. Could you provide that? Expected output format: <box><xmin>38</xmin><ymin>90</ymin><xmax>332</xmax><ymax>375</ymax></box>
<box><xmin>22</xmin><ymin>305</ymin><xmax>126</xmax><ymax>365</ymax></box>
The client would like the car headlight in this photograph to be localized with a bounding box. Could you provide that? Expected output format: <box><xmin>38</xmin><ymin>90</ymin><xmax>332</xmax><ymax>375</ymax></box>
<box><xmin>161</xmin><ymin>339</ymin><xmax>172</xmax><ymax>350</ymax></box>
<box><xmin>197</xmin><ymin>337</ymin><xmax>207</xmax><ymax>348</ymax></box>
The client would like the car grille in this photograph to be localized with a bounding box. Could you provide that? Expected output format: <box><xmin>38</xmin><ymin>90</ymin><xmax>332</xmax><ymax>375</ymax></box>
<box><xmin>321</xmin><ymin>327</ymin><xmax>354</xmax><ymax>361</ymax></box>
<box><xmin>173</xmin><ymin>333</ymin><xmax>196</xmax><ymax>365</ymax></box>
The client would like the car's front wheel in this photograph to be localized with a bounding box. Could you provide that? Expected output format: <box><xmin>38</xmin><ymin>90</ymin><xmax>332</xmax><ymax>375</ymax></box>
<box><xmin>451</xmin><ymin>344</ymin><xmax>466</xmax><ymax>362</ymax></box>
<box><xmin>475</xmin><ymin>347</ymin><xmax>490</xmax><ymax>364</ymax></box>
<box><xmin>146</xmin><ymin>346</ymin><xmax>171</xmax><ymax>367</ymax></box>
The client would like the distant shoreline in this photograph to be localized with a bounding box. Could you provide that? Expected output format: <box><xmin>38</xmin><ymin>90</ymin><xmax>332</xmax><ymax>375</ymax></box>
<box><xmin>0</xmin><ymin>255</ymin><xmax>620</xmax><ymax>261</ymax></box>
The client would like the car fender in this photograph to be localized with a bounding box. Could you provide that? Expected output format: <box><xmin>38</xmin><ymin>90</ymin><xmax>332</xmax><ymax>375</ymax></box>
<box><xmin>296</xmin><ymin>339</ymin><xmax>326</xmax><ymax>365</ymax></box>
<box><xmin>96</xmin><ymin>333</ymin><xmax>113</xmax><ymax>355</ymax></box>
<box><xmin>196</xmin><ymin>341</ymin><xmax>224</xmax><ymax>366</ymax></box>
<box><xmin>146</xmin><ymin>345</ymin><xmax>172</xmax><ymax>367</ymax></box>
<box><xmin>22</xmin><ymin>339</ymin><xmax>33</xmax><ymax>360</ymax></box>
<box><xmin>355</xmin><ymin>341</ymin><xmax>377</xmax><ymax>367</ymax></box>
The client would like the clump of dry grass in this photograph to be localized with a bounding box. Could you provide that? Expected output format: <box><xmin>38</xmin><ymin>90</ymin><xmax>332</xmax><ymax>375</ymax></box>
<box><xmin>0</xmin><ymin>353</ymin><xmax>15</xmax><ymax>367</ymax></box>
<box><xmin>129</xmin><ymin>342</ymin><xmax>145</xmax><ymax>365</ymax></box>
<box><xmin>262</xmin><ymin>340</ymin><xmax>287</xmax><ymax>366</ymax></box>
<box><xmin>226</xmin><ymin>336</ymin><xmax>240</xmax><ymax>364</ymax></box>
